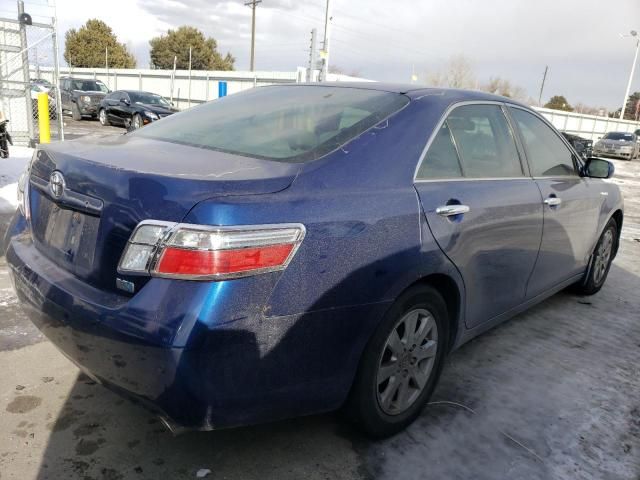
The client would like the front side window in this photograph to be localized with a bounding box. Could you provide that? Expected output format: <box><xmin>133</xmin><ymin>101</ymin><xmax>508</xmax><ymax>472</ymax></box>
<box><xmin>509</xmin><ymin>108</ymin><xmax>577</xmax><ymax>177</ymax></box>
<box><xmin>133</xmin><ymin>86</ymin><xmax>409</xmax><ymax>163</ymax></box>
<box><xmin>447</xmin><ymin>104</ymin><xmax>522</xmax><ymax>178</ymax></box>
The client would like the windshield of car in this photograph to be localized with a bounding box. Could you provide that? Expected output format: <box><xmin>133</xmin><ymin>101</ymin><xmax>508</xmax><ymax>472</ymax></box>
<box><xmin>132</xmin><ymin>86</ymin><xmax>409</xmax><ymax>163</ymax></box>
<box><xmin>603</xmin><ymin>132</ymin><xmax>634</xmax><ymax>141</ymax></box>
<box><xmin>129</xmin><ymin>92</ymin><xmax>171</xmax><ymax>107</ymax></box>
<box><xmin>71</xmin><ymin>80</ymin><xmax>109</xmax><ymax>93</ymax></box>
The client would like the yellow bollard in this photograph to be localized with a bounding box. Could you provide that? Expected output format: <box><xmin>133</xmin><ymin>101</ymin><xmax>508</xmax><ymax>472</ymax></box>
<box><xmin>37</xmin><ymin>92</ymin><xmax>50</xmax><ymax>144</ymax></box>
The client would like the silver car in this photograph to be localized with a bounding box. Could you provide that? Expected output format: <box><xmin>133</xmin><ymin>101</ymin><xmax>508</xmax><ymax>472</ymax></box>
<box><xmin>593</xmin><ymin>131</ymin><xmax>639</xmax><ymax>160</ymax></box>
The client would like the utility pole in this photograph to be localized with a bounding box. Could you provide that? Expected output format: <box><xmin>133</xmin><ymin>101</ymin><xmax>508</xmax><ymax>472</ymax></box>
<box><xmin>619</xmin><ymin>31</ymin><xmax>639</xmax><ymax>120</ymax></box>
<box><xmin>188</xmin><ymin>46</ymin><xmax>192</xmax><ymax>108</ymax></box>
<box><xmin>245</xmin><ymin>0</ymin><xmax>261</xmax><ymax>71</ymax></box>
<box><xmin>307</xmin><ymin>28</ymin><xmax>317</xmax><ymax>82</ymax></box>
<box><xmin>319</xmin><ymin>0</ymin><xmax>332</xmax><ymax>81</ymax></box>
<box><xmin>170</xmin><ymin>55</ymin><xmax>177</xmax><ymax>103</ymax></box>
<box><xmin>105</xmin><ymin>46</ymin><xmax>109</xmax><ymax>89</ymax></box>
<box><xmin>538</xmin><ymin>65</ymin><xmax>548</xmax><ymax>106</ymax></box>
<box><xmin>51</xmin><ymin>12</ymin><xmax>64</xmax><ymax>140</ymax></box>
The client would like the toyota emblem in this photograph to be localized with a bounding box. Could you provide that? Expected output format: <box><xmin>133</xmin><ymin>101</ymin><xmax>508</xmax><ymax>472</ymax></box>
<box><xmin>49</xmin><ymin>171</ymin><xmax>65</xmax><ymax>199</ymax></box>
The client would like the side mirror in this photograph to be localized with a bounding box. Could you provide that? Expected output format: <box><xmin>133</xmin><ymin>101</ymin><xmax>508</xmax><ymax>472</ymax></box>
<box><xmin>583</xmin><ymin>158</ymin><xmax>614</xmax><ymax>179</ymax></box>
<box><xmin>120</xmin><ymin>98</ymin><xmax>130</xmax><ymax>106</ymax></box>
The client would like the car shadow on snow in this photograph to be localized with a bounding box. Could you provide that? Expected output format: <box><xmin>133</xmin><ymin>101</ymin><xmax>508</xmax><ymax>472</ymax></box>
<box><xmin>33</xmin><ymin>248</ymin><xmax>640</xmax><ymax>480</ymax></box>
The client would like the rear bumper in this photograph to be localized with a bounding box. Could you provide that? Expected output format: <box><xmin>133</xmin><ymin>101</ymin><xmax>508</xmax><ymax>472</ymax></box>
<box><xmin>6</xmin><ymin>235</ymin><xmax>207</xmax><ymax>427</ymax></box>
<box><xmin>6</xmin><ymin>228</ymin><xmax>382</xmax><ymax>430</ymax></box>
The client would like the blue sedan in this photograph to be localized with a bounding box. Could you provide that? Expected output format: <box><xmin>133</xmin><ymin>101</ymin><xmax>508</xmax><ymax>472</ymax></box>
<box><xmin>4</xmin><ymin>84</ymin><xmax>623</xmax><ymax>437</ymax></box>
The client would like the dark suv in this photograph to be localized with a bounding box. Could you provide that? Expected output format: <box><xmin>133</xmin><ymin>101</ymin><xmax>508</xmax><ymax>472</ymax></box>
<box><xmin>60</xmin><ymin>77</ymin><xmax>110</xmax><ymax>120</ymax></box>
<box><xmin>561</xmin><ymin>132</ymin><xmax>593</xmax><ymax>159</ymax></box>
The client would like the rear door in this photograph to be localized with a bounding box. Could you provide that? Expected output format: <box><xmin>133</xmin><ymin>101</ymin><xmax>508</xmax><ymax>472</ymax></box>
<box><xmin>414</xmin><ymin>102</ymin><xmax>543</xmax><ymax>328</ymax></box>
<box><xmin>507</xmin><ymin>106</ymin><xmax>601</xmax><ymax>297</ymax></box>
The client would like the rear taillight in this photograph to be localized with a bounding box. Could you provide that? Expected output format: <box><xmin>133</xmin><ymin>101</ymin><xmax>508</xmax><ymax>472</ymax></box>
<box><xmin>117</xmin><ymin>221</ymin><xmax>305</xmax><ymax>280</ymax></box>
<box><xmin>17</xmin><ymin>150</ymin><xmax>35</xmax><ymax>220</ymax></box>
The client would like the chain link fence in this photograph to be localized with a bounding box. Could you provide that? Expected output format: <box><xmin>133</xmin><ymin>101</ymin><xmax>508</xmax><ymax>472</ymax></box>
<box><xmin>0</xmin><ymin>18</ymin><xmax>31</xmax><ymax>146</ymax></box>
<box><xmin>0</xmin><ymin>12</ymin><xmax>62</xmax><ymax>148</ymax></box>
<box><xmin>26</xmin><ymin>21</ymin><xmax>62</xmax><ymax>144</ymax></box>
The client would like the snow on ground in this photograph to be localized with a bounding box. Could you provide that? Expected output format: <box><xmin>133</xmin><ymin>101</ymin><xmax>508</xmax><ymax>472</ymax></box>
<box><xmin>0</xmin><ymin>146</ymin><xmax>33</xmax><ymax>214</ymax></box>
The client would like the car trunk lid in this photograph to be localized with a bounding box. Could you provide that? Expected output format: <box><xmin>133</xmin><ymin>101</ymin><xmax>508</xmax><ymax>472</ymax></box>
<box><xmin>28</xmin><ymin>135</ymin><xmax>300</xmax><ymax>292</ymax></box>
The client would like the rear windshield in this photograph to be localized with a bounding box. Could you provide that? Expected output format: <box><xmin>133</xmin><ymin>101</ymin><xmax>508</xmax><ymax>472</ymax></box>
<box><xmin>603</xmin><ymin>132</ymin><xmax>634</xmax><ymax>141</ymax></box>
<box><xmin>132</xmin><ymin>86</ymin><xmax>409</xmax><ymax>162</ymax></box>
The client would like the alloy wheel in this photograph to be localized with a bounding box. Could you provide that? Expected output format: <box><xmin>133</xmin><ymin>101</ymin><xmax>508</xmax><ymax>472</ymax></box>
<box><xmin>376</xmin><ymin>308</ymin><xmax>438</xmax><ymax>416</ymax></box>
<box><xmin>133</xmin><ymin>115</ymin><xmax>142</xmax><ymax>129</ymax></box>
<box><xmin>593</xmin><ymin>229</ymin><xmax>613</xmax><ymax>284</ymax></box>
<box><xmin>99</xmin><ymin>109</ymin><xmax>106</xmax><ymax>125</ymax></box>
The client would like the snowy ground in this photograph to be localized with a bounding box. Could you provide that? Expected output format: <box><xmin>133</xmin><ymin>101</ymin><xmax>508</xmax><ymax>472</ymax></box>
<box><xmin>0</xmin><ymin>146</ymin><xmax>32</xmax><ymax>214</ymax></box>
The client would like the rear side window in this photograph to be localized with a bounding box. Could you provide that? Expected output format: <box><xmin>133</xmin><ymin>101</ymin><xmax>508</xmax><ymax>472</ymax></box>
<box><xmin>509</xmin><ymin>108</ymin><xmax>577</xmax><ymax>177</ymax></box>
<box><xmin>416</xmin><ymin>104</ymin><xmax>522</xmax><ymax>180</ymax></box>
<box><xmin>447</xmin><ymin>104</ymin><xmax>522</xmax><ymax>178</ymax></box>
<box><xmin>133</xmin><ymin>86</ymin><xmax>409</xmax><ymax>163</ymax></box>
<box><xmin>416</xmin><ymin>122</ymin><xmax>462</xmax><ymax>179</ymax></box>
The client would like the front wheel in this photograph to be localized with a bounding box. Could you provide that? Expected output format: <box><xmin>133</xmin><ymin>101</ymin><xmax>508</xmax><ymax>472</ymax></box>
<box><xmin>344</xmin><ymin>285</ymin><xmax>448</xmax><ymax>438</ymax></box>
<box><xmin>573</xmin><ymin>218</ymin><xmax>618</xmax><ymax>295</ymax></box>
<box><xmin>132</xmin><ymin>113</ymin><xmax>143</xmax><ymax>129</ymax></box>
<box><xmin>98</xmin><ymin>109</ymin><xmax>109</xmax><ymax>126</ymax></box>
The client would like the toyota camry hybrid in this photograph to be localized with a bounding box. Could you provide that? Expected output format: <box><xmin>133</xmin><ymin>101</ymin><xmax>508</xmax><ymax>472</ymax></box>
<box><xmin>3</xmin><ymin>84</ymin><xmax>623</xmax><ymax>437</ymax></box>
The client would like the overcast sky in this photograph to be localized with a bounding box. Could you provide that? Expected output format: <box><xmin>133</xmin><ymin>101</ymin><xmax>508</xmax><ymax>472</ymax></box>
<box><xmin>6</xmin><ymin>0</ymin><xmax>640</xmax><ymax>109</ymax></box>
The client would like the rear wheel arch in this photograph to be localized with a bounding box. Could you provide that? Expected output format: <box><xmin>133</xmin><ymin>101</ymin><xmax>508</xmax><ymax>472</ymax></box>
<box><xmin>381</xmin><ymin>273</ymin><xmax>462</xmax><ymax>353</ymax></box>
<box><xmin>411</xmin><ymin>274</ymin><xmax>462</xmax><ymax>352</ymax></box>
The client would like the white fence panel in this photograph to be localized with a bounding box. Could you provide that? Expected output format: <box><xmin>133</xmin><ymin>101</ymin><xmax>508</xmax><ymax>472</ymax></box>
<box><xmin>533</xmin><ymin>107</ymin><xmax>640</xmax><ymax>141</ymax></box>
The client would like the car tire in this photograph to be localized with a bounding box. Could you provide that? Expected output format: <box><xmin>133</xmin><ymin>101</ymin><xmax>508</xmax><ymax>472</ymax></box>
<box><xmin>71</xmin><ymin>102</ymin><xmax>82</xmax><ymax>121</ymax></box>
<box><xmin>99</xmin><ymin>109</ymin><xmax>109</xmax><ymax>126</ymax></box>
<box><xmin>132</xmin><ymin>113</ymin><xmax>142</xmax><ymax>129</ymax></box>
<box><xmin>572</xmin><ymin>218</ymin><xmax>618</xmax><ymax>296</ymax></box>
<box><xmin>344</xmin><ymin>284</ymin><xmax>448</xmax><ymax>438</ymax></box>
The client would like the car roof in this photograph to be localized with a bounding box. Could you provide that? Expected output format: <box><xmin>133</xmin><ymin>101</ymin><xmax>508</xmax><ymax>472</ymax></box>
<box><xmin>277</xmin><ymin>82</ymin><xmax>528</xmax><ymax>105</ymax></box>
<box><xmin>120</xmin><ymin>90</ymin><xmax>160</xmax><ymax>95</ymax></box>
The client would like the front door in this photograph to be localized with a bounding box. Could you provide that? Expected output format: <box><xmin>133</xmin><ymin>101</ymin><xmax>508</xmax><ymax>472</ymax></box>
<box><xmin>507</xmin><ymin>107</ymin><xmax>601</xmax><ymax>297</ymax></box>
<box><xmin>414</xmin><ymin>103</ymin><xmax>543</xmax><ymax>328</ymax></box>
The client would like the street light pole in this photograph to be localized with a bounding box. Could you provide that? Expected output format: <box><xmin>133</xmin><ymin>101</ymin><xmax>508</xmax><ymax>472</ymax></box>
<box><xmin>619</xmin><ymin>30</ymin><xmax>639</xmax><ymax>120</ymax></box>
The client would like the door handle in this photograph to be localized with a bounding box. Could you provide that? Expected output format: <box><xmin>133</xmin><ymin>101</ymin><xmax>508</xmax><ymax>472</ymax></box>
<box><xmin>543</xmin><ymin>197</ymin><xmax>562</xmax><ymax>207</ymax></box>
<box><xmin>436</xmin><ymin>205</ymin><xmax>470</xmax><ymax>217</ymax></box>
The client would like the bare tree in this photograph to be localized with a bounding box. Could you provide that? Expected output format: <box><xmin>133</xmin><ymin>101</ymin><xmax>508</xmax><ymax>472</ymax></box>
<box><xmin>425</xmin><ymin>70</ymin><xmax>446</xmax><ymax>87</ymax></box>
<box><xmin>573</xmin><ymin>102</ymin><xmax>609</xmax><ymax>116</ymax></box>
<box><xmin>425</xmin><ymin>55</ymin><xmax>475</xmax><ymax>89</ymax></box>
<box><xmin>447</xmin><ymin>55</ymin><xmax>475</xmax><ymax>89</ymax></box>
<box><xmin>481</xmin><ymin>77</ymin><xmax>527</xmax><ymax>100</ymax></box>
